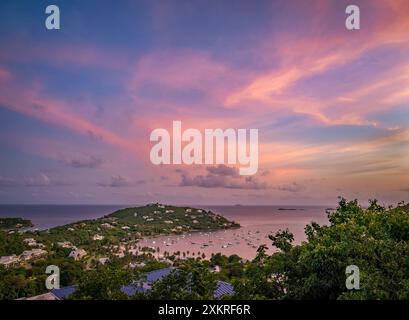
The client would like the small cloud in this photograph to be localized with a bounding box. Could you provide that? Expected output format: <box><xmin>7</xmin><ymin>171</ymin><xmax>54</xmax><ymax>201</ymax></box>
<box><xmin>97</xmin><ymin>175</ymin><xmax>142</xmax><ymax>188</ymax></box>
<box><xmin>65</xmin><ymin>155</ymin><xmax>103</xmax><ymax>169</ymax></box>
<box><xmin>275</xmin><ymin>182</ymin><xmax>305</xmax><ymax>193</ymax></box>
<box><xmin>0</xmin><ymin>176</ymin><xmax>19</xmax><ymax>187</ymax></box>
<box><xmin>206</xmin><ymin>165</ymin><xmax>239</xmax><ymax>177</ymax></box>
<box><xmin>24</xmin><ymin>173</ymin><xmax>72</xmax><ymax>187</ymax></box>
<box><xmin>179</xmin><ymin>168</ymin><xmax>269</xmax><ymax>190</ymax></box>
<box><xmin>24</xmin><ymin>173</ymin><xmax>51</xmax><ymax>187</ymax></box>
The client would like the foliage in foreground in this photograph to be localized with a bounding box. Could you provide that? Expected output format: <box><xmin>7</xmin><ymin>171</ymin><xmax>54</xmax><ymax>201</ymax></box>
<box><xmin>1</xmin><ymin>198</ymin><xmax>409</xmax><ymax>300</ymax></box>
<box><xmin>233</xmin><ymin>198</ymin><xmax>409</xmax><ymax>300</ymax></box>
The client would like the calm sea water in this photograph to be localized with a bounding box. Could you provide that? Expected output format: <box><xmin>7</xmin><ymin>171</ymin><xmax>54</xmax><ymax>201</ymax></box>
<box><xmin>142</xmin><ymin>205</ymin><xmax>329</xmax><ymax>260</ymax></box>
<box><xmin>0</xmin><ymin>205</ymin><xmax>126</xmax><ymax>229</ymax></box>
<box><xmin>0</xmin><ymin>205</ymin><xmax>329</xmax><ymax>260</ymax></box>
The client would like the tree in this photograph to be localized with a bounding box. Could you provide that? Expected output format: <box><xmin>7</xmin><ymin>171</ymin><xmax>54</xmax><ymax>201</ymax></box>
<box><xmin>141</xmin><ymin>261</ymin><xmax>217</xmax><ymax>300</ymax></box>
<box><xmin>71</xmin><ymin>267</ymin><xmax>136</xmax><ymax>300</ymax></box>
<box><xmin>263</xmin><ymin>199</ymin><xmax>409</xmax><ymax>299</ymax></box>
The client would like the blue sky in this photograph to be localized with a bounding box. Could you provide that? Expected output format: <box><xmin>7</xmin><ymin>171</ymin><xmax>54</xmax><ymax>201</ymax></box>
<box><xmin>0</xmin><ymin>0</ymin><xmax>408</xmax><ymax>205</ymax></box>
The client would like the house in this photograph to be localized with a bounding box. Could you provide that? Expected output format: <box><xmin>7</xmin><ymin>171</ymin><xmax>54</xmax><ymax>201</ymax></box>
<box><xmin>213</xmin><ymin>281</ymin><xmax>234</xmax><ymax>299</ymax></box>
<box><xmin>185</xmin><ymin>209</ymin><xmax>192</xmax><ymax>213</ymax></box>
<box><xmin>165</xmin><ymin>210</ymin><xmax>174</xmax><ymax>213</ymax></box>
<box><xmin>92</xmin><ymin>234</ymin><xmax>104</xmax><ymax>241</ymax></box>
<box><xmin>121</xmin><ymin>226</ymin><xmax>130</xmax><ymax>230</ymax></box>
<box><xmin>57</xmin><ymin>241</ymin><xmax>74</xmax><ymax>248</ymax></box>
<box><xmin>122</xmin><ymin>269</ymin><xmax>233</xmax><ymax>298</ymax></box>
<box><xmin>68</xmin><ymin>248</ymin><xmax>87</xmax><ymax>260</ymax></box>
<box><xmin>114</xmin><ymin>252</ymin><xmax>125</xmax><ymax>258</ymax></box>
<box><xmin>19</xmin><ymin>268</ymin><xmax>234</xmax><ymax>300</ymax></box>
<box><xmin>18</xmin><ymin>292</ymin><xmax>59</xmax><ymax>300</ymax></box>
<box><xmin>51</xmin><ymin>286</ymin><xmax>77</xmax><ymax>300</ymax></box>
<box><xmin>20</xmin><ymin>249</ymin><xmax>47</xmax><ymax>261</ymax></box>
<box><xmin>98</xmin><ymin>257</ymin><xmax>110</xmax><ymax>265</ymax></box>
<box><xmin>129</xmin><ymin>261</ymin><xmax>146</xmax><ymax>269</ymax></box>
<box><xmin>23</xmin><ymin>238</ymin><xmax>37</xmax><ymax>246</ymax></box>
<box><xmin>211</xmin><ymin>265</ymin><xmax>222</xmax><ymax>273</ymax></box>
<box><xmin>0</xmin><ymin>255</ymin><xmax>20</xmax><ymax>267</ymax></box>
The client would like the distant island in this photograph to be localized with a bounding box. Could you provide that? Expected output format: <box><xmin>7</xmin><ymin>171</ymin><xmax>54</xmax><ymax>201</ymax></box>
<box><xmin>0</xmin><ymin>217</ymin><xmax>33</xmax><ymax>230</ymax></box>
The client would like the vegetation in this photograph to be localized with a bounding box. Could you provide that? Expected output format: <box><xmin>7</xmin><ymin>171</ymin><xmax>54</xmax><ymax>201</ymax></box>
<box><xmin>34</xmin><ymin>203</ymin><xmax>239</xmax><ymax>249</ymax></box>
<box><xmin>233</xmin><ymin>198</ymin><xmax>409</xmax><ymax>299</ymax></box>
<box><xmin>0</xmin><ymin>217</ymin><xmax>33</xmax><ymax>230</ymax></box>
<box><xmin>0</xmin><ymin>204</ymin><xmax>238</xmax><ymax>299</ymax></box>
<box><xmin>144</xmin><ymin>261</ymin><xmax>217</xmax><ymax>300</ymax></box>
<box><xmin>0</xmin><ymin>231</ymin><xmax>28</xmax><ymax>256</ymax></box>
<box><xmin>1</xmin><ymin>199</ymin><xmax>409</xmax><ymax>300</ymax></box>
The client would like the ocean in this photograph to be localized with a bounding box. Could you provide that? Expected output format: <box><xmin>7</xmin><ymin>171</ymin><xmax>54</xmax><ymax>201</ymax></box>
<box><xmin>0</xmin><ymin>205</ymin><xmax>126</xmax><ymax>229</ymax></box>
<box><xmin>0</xmin><ymin>205</ymin><xmax>330</xmax><ymax>260</ymax></box>
<box><xmin>140</xmin><ymin>205</ymin><xmax>329</xmax><ymax>260</ymax></box>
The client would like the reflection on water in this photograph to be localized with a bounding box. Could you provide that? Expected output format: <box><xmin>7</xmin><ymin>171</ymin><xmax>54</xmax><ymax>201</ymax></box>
<box><xmin>139</xmin><ymin>206</ymin><xmax>329</xmax><ymax>260</ymax></box>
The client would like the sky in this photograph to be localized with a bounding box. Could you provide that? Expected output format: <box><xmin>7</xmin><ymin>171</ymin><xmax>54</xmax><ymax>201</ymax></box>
<box><xmin>0</xmin><ymin>0</ymin><xmax>408</xmax><ymax>205</ymax></box>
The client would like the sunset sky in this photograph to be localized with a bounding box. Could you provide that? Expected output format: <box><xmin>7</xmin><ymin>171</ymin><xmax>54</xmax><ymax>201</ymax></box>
<box><xmin>0</xmin><ymin>0</ymin><xmax>408</xmax><ymax>205</ymax></box>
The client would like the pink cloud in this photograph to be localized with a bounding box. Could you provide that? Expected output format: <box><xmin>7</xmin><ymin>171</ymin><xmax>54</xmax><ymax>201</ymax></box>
<box><xmin>0</xmin><ymin>77</ymin><xmax>138</xmax><ymax>155</ymax></box>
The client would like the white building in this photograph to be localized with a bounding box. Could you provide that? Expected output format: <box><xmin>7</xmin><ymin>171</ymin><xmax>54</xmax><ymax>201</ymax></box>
<box><xmin>212</xmin><ymin>265</ymin><xmax>222</xmax><ymax>273</ymax></box>
<box><xmin>92</xmin><ymin>234</ymin><xmax>104</xmax><ymax>241</ymax></box>
<box><xmin>57</xmin><ymin>241</ymin><xmax>74</xmax><ymax>248</ymax></box>
<box><xmin>23</xmin><ymin>238</ymin><xmax>37</xmax><ymax>246</ymax></box>
<box><xmin>0</xmin><ymin>255</ymin><xmax>20</xmax><ymax>267</ymax></box>
<box><xmin>98</xmin><ymin>257</ymin><xmax>110</xmax><ymax>265</ymax></box>
<box><xmin>20</xmin><ymin>249</ymin><xmax>47</xmax><ymax>261</ymax></box>
<box><xmin>68</xmin><ymin>248</ymin><xmax>87</xmax><ymax>260</ymax></box>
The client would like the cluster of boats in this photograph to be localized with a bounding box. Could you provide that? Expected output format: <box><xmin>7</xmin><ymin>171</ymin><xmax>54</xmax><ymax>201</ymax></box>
<box><xmin>139</xmin><ymin>229</ymin><xmax>267</xmax><ymax>254</ymax></box>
